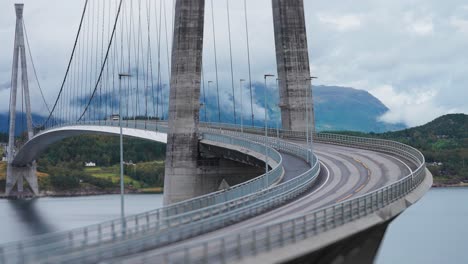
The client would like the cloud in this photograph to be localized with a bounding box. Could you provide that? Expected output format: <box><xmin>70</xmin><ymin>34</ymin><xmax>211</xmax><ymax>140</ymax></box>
<box><xmin>450</xmin><ymin>17</ymin><xmax>468</xmax><ymax>33</ymax></box>
<box><xmin>0</xmin><ymin>0</ymin><xmax>467</xmax><ymax>129</ymax></box>
<box><xmin>370</xmin><ymin>85</ymin><xmax>459</xmax><ymax>127</ymax></box>
<box><xmin>0</xmin><ymin>81</ymin><xmax>9</xmax><ymax>91</ymax></box>
<box><xmin>317</xmin><ymin>13</ymin><xmax>362</xmax><ymax>31</ymax></box>
<box><xmin>404</xmin><ymin>13</ymin><xmax>434</xmax><ymax>36</ymax></box>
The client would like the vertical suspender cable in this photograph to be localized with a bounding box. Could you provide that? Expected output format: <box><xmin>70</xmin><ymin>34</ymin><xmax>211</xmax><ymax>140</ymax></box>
<box><xmin>210</xmin><ymin>0</ymin><xmax>221</xmax><ymax>123</ymax></box>
<box><xmin>78</xmin><ymin>0</ymin><xmax>124</xmax><ymax>121</ymax></box>
<box><xmin>163</xmin><ymin>0</ymin><xmax>171</xmax><ymax>107</ymax></box>
<box><xmin>226</xmin><ymin>0</ymin><xmax>236</xmax><ymax>124</ymax></box>
<box><xmin>201</xmin><ymin>67</ymin><xmax>207</xmax><ymax>122</ymax></box>
<box><xmin>156</xmin><ymin>0</ymin><xmax>162</xmax><ymax>120</ymax></box>
<box><xmin>243</xmin><ymin>0</ymin><xmax>254</xmax><ymax>127</ymax></box>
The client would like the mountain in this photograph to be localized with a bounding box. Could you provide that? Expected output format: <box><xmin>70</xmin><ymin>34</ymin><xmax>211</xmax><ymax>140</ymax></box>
<box><xmin>204</xmin><ymin>84</ymin><xmax>406</xmax><ymax>133</ymax></box>
<box><xmin>336</xmin><ymin>114</ymin><xmax>468</xmax><ymax>185</ymax></box>
<box><xmin>0</xmin><ymin>112</ymin><xmax>46</xmax><ymax>136</ymax></box>
<box><xmin>313</xmin><ymin>85</ymin><xmax>405</xmax><ymax>132</ymax></box>
<box><xmin>0</xmin><ymin>85</ymin><xmax>404</xmax><ymax>136</ymax></box>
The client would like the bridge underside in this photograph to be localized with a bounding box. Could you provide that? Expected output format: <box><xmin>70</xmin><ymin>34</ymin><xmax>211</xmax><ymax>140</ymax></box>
<box><xmin>8</xmin><ymin>125</ymin><xmax>266</xmax><ymax>197</ymax></box>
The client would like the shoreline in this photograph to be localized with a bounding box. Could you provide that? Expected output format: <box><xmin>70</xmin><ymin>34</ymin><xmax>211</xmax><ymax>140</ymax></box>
<box><xmin>0</xmin><ymin>188</ymin><xmax>163</xmax><ymax>199</ymax></box>
<box><xmin>1</xmin><ymin>183</ymin><xmax>466</xmax><ymax>199</ymax></box>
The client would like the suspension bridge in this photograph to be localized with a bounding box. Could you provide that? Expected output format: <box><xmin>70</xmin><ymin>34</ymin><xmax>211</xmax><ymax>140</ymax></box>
<box><xmin>1</xmin><ymin>1</ymin><xmax>431</xmax><ymax>263</ymax></box>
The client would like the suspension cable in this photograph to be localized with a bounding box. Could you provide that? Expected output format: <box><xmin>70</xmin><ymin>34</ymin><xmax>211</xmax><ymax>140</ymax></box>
<box><xmin>22</xmin><ymin>20</ymin><xmax>51</xmax><ymax>117</ymax></box>
<box><xmin>78</xmin><ymin>0</ymin><xmax>124</xmax><ymax>121</ymax></box>
<box><xmin>42</xmin><ymin>0</ymin><xmax>88</xmax><ymax>126</ymax></box>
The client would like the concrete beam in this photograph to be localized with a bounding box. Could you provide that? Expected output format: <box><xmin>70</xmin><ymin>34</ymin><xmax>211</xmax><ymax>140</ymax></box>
<box><xmin>163</xmin><ymin>0</ymin><xmax>205</xmax><ymax>205</ymax></box>
<box><xmin>272</xmin><ymin>0</ymin><xmax>314</xmax><ymax>132</ymax></box>
<box><xmin>5</xmin><ymin>4</ymin><xmax>37</xmax><ymax>197</ymax></box>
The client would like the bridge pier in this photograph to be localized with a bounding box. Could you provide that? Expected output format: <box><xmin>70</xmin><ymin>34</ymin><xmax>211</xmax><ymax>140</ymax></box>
<box><xmin>6</xmin><ymin>164</ymin><xmax>39</xmax><ymax>197</ymax></box>
<box><xmin>5</xmin><ymin>4</ymin><xmax>38</xmax><ymax>197</ymax></box>
<box><xmin>272</xmin><ymin>0</ymin><xmax>314</xmax><ymax>132</ymax></box>
<box><xmin>163</xmin><ymin>0</ymin><xmax>206</xmax><ymax>205</ymax></box>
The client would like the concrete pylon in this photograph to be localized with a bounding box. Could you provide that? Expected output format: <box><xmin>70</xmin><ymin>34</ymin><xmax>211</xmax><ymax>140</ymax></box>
<box><xmin>163</xmin><ymin>0</ymin><xmax>205</xmax><ymax>205</ymax></box>
<box><xmin>272</xmin><ymin>0</ymin><xmax>314</xmax><ymax>132</ymax></box>
<box><xmin>5</xmin><ymin>4</ymin><xmax>39</xmax><ymax>197</ymax></box>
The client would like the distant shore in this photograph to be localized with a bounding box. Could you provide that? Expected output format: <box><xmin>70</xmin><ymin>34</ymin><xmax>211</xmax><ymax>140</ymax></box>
<box><xmin>0</xmin><ymin>187</ymin><xmax>163</xmax><ymax>199</ymax></box>
<box><xmin>432</xmin><ymin>182</ymin><xmax>468</xmax><ymax>188</ymax></box>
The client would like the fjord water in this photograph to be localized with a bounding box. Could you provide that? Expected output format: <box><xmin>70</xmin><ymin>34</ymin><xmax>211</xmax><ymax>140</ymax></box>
<box><xmin>0</xmin><ymin>189</ymin><xmax>466</xmax><ymax>264</ymax></box>
<box><xmin>376</xmin><ymin>188</ymin><xmax>468</xmax><ymax>264</ymax></box>
<box><xmin>0</xmin><ymin>194</ymin><xmax>164</xmax><ymax>244</ymax></box>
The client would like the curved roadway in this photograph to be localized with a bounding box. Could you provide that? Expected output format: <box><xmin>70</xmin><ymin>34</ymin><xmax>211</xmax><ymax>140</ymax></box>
<box><xmin>114</xmin><ymin>140</ymin><xmax>414</xmax><ymax>263</ymax></box>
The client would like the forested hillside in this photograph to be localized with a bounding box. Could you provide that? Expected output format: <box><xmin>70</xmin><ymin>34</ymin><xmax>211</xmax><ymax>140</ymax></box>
<box><xmin>334</xmin><ymin>114</ymin><xmax>468</xmax><ymax>185</ymax></box>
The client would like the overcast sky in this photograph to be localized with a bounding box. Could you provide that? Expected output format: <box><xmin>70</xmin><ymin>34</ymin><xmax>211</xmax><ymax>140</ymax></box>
<box><xmin>0</xmin><ymin>0</ymin><xmax>467</xmax><ymax>127</ymax></box>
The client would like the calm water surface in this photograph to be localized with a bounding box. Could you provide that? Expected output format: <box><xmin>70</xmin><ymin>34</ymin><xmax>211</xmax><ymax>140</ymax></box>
<box><xmin>376</xmin><ymin>188</ymin><xmax>468</xmax><ymax>264</ymax></box>
<box><xmin>0</xmin><ymin>189</ymin><xmax>466</xmax><ymax>264</ymax></box>
<box><xmin>0</xmin><ymin>194</ymin><xmax>163</xmax><ymax>244</ymax></box>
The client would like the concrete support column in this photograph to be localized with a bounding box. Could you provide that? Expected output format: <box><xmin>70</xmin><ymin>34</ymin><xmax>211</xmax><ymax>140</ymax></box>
<box><xmin>272</xmin><ymin>0</ymin><xmax>314</xmax><ymax>132</ymax></box>
<box><xmin>5</xmin><ymin>4</ymin><xmax>38</xmax><ymax>197</ymax></box>
<box><xmin>163</xmin><ymin>0</ymin><xmax>205</xmax><ymax>205</ymax></box>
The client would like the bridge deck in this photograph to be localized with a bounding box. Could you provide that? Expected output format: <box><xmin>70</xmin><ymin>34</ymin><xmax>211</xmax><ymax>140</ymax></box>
<box><xmin>278</xmin><ymin>151</ymin><xmax>310</xmax><ymax>183</ymax></box>
<box><xmin>114</xmin><ymin>142</ymin><xmax>413</xmax><ymax>263</ymax></box>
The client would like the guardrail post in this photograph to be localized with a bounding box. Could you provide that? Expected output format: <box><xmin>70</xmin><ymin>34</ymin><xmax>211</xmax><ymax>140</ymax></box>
<box><xmin>236</xmin><ymin>233</ymin><xmax>242</xmax><ymax>259</ymax></box>
<box><xmin>252</xmin><ymin>230</ymin><xmax>257</xmax><ymax>255</ymax></box>
<box><xmin>68</xmin><ymin>232</ymin><xmax>74</xmax><ymax>248</ymax></box>
<box><xmin>203</xmin><ymin>242</ymin><xmax>209</xmax><ymax>263</ymax></box>
<box><xmin>221</xmin><ymin>237</ymin><xmax>226</xmax><ymax>264</ymax></box>
<box><xmin>0</xmin><ymin>247</ymin><xmax>4</xmax><ymax>264</ymax></box>
<box><xmin>111</xmin><ymin>222</ymin><xmax>116</xmax><ymax>241</ymax></box>
<box><xmin>184</xmin><ymin>247</ymin><xmax>189</xmax><ymax>264</ymax></box>
<box><xmin>18</xmin><ymin>242</ymin><xmax>24</xmax><ymax>264</ymax></box>
<box><xmin>302</xmin><ymin>215</ymin><xmax>308</xmax><ymax>238</ymax></box>
<box><xmin>292</xmin><ymin>219</ymin><xmax>297</xmax><ymax>243</ymax></box>
<box><xmin>98</xmin><ymin>224</ymin><xmax>102</xmax><ymax>242</ymax></box>
<box><xmin>83</xmin><ymin>227</ymin><xmax>88</xmax><ymax>246</ymax></box>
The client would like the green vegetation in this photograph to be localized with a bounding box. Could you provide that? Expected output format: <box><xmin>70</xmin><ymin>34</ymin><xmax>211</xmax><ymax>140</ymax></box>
<box><xmin>331</xmin><ymin>114</ymin><xmax>468</xmax><ymax>185</ymax></box>
<box><xmin>35</xmin><ymin>135</ymin><xmax>166</xmax><ymax>193</ymax></box>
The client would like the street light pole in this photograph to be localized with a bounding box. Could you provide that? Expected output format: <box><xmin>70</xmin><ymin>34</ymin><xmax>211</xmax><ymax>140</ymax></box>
<box><xmin>118</xmin><ymin>73</ymin><xmax>131</xmax><ymax>225</ymax></box>
<box><xmin>264</xmin><ymin>74</ymin><xmax>275</xmax><ymax>188</ymax></box>
<box><xmin>276</xmin><ymin>78</ymin><xmax>281</xmax><ymax>140</ymax></box>
<box><xmin>306</xmin><ymin>76</ymin><xmax>317</xmax><ymax>162</ymax></box>
<box><xmin>240</xmin><ymin>79</ymin><xmax>245</xmax><ymax>133</ymax></box>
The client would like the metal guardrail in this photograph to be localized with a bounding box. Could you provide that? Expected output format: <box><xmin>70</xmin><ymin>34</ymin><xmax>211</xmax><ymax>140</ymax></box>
<box><xmin>33</xmin><ymin>130</ymin><xmax>320</xmax><ymax>263</ymax></box>
<box><xmin>2</xmin><ymin>121</ymin><xmax>426</xmax><ymax>264</ymax></box>
<box><xmin>0</xmin><ymin>121</ymin><xmax>321</xmax><ymax>264</ymax></box>
<box><xmin>118</xmin><ymin>125</ymin><xmax>426</xmax><ymax>264</ymax></box>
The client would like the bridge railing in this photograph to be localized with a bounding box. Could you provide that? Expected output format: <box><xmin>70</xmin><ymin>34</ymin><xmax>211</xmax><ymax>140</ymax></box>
<box><xmin>0</xmin><ymin>122</ymin><xmax>293</xmax><ymax>263</ymax></box>
<box><xmin>118</xmin><ymin>127</ymin><xmax>427</xmax><ymax>264</ymax></box>
<box><xmin>39</xmin><ymin>121</ymin><xmax>286</xmax><ymax>214</ymax></box>
<box><xmin>36</xmin><ymin>138</ymin><xmax>320</xmax><ymax>263</ymax></box>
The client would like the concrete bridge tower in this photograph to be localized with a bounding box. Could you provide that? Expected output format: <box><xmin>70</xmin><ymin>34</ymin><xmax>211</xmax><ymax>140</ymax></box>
<box><xmin>272</xmin><ymin>0</ymin><xmax>314</xmax><ymax>132</ymax></box>
<box><xmin>5</xmin><ymin>4</ymin><xmax>39</xmax><ymax>197</ymax></box>
<box><xmin>163</xmin><ymin>0</ymin><xmax>206</xmax><ymax>205</ymax></box>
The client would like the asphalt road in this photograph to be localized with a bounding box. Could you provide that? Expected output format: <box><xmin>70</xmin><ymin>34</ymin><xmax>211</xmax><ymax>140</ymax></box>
<box><xmin>115</xmin><ymin>141</ymin><xmax>414</xmax><ymax>263</ymax></box>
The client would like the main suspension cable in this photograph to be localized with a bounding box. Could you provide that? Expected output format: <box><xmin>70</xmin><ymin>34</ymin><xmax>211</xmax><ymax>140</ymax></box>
<box><xmin>78</xmin><ymin>0</ymin><xmax>124</xmax><ymax>121</ymax></box>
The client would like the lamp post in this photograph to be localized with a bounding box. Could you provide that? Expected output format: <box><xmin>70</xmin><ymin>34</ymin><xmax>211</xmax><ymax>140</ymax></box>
<box><xmin>276</xmin><ymin>78</ymin><xmax>281</xmax><ymax>140</ymax></box>
<box><xmin>239</xmin><ymin>79</ymin><xmax>245</xmax><ymax>133</ymax></box>
<box><xmin>264</xmin><ymin>74</ymin><xmax>275</xmax><ymax>188</ymax></box>
<box><xmin>118</xmin><ymin>73</ymin><xmax>131</xmax><ymax>225</ymax></box>
<box><xmin>306</xmin><ymin>76</ymin><xmax>317</xmax><ymax>162</ymax></box>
